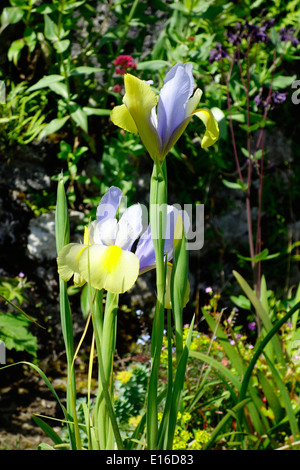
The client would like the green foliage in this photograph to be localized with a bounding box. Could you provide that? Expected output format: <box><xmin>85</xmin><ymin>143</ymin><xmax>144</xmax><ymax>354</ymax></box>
<box><xmin>0</xmin><ymin>275</ymin><xmax>38</xmax><ymax>358</ymax></box>
<box><xmin>0</xmin><ymin>82</ymin><xmax>48</xmax><ymax>146</ymax></box>
<box><xmin>187</xmin><ymin>277</ymin><xmax>300</xmax><ymax>450</ymax></box>
<box><xmin>0</xmin><ymin>274</ymin><xmax>32</xmax><ymax>305</ymax></box>
<box><xmin>0</xmin><ymin>311</ymin><xmax>38</xmax><ymax>358</ymax></box>
<box><xmin>114</xmin><ymin>363</ymin><xmax>149</xmax><ymax>427</ymax></box>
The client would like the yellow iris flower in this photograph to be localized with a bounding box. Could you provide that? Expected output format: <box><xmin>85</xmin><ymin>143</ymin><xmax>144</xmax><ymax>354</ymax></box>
<box><xmin>57</xmin><ymin>187</ymin><xmax>190</xmax><ymax>297</ymax></box>
<box><xmin>57</xmin><ymin>187</ymin><xmax>141</xmax><ymax>294</ymax></box>
<box><xmin>110</xmin><ymin>62</ymin><xmax>219</xmax><ymax>162</ymax></box>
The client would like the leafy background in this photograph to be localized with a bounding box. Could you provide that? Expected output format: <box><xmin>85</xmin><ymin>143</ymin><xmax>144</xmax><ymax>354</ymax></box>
<box><xmin>0</xmin><ymin>0</ymin><xmax>300</xmax><ymax>450</ymax></box>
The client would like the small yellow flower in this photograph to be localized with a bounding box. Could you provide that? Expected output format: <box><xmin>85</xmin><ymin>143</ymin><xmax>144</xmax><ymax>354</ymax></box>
<box><xmin>115</xmin><ymin>370</ymin><xmax>133</xmax><ymax>384</ymax></box>
<box><xmin>195</xmin><ymin>429</ymin><xmax>210</xmax><ymax>444</ymax></box>
<box><xmin>128</xmin><ymin>415</ymin><xmax>142</xmax><ymax>428</ymax></box>
<box><xmin>182</xmin><ymin>412</ymin><xmax>192</xmax><ymax>424</ymax></box>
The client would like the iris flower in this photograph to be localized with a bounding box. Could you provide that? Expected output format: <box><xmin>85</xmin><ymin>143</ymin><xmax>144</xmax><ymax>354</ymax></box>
<box><xmin>110</xmin><ymin>62</ymin><xmax>219</xmax><ymax>162</ymax></box>
<box><xmin>57</xmin><ymin>186</ymin><xmax>188</xmax><ymax>295</ymax></box>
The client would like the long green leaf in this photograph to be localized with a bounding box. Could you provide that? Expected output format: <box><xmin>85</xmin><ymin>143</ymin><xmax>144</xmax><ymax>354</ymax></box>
<box><xmin>233</xmin><ymin>271</ymin><xmax>284</xmax><ymax>364</ymax></box>
<box><xmin>201</xmin><ymin>309</ymin><xmax>271</xmax><ymax>436</ymax></box>
<box><xmin>171</xmin><ymin>214</ymin><xmax>188</xmax><ymax>364</ymax></box>
<box><xmin>1</xmin><ymin>361</ymin><xmax>73</xmax><ymax>447</ymax></box>
<box><xmin>0</xmin><ymin>292</ymin><xmax>44</xmax><ymax>329</ymax></box>
<box><xmin>32</xmin><ymin>416</ymin><xmax>66</xmax><ymax>448</ymax></box>
<box><xmin>238</xmin><ymin>301</ymin><xmax>300</xmax><ymax>405</ymax></box>
<box><xmin>166</xmin><ymin>316</ymin><xmax>195</xmax><ymax>449</ymax></box>
<box><xmin>236</xmin><ymin>301</ymin><xmax>300</xmax><ymax>439</ymax></box>
<box><xmin>88</xmin><ymin>279</ymin><xmax>123</xmax><ymax>450</ymax></box>
<box><xmin>257</xmin><ymin>369</ymin><xmax>284</xmax><ymax>423</ymax></box>
<box><xmin>189</xmin><ymin>350</ymin><xmax>241</xmax><ymax>390</ymax></box>
<box><xmin>157</xmin><ymin>309</ymin><xmax>173</xmax><ymax>450</ymax></box>
<box><xmin>292</xmin><ymin>283</ymin><xmax>300</xmax><ymax>330</ymax></box>
<box><xmin>204</xmin><ymin>398</ymin><xmax>252</xmax><ymax>450</ymax></box>
<box><xmin>55</xmin><ymin>177</ymin><xmax>78</xmax><ymax>449</ymax></box>
<box><xmin>264</xmin><ymin>353</ymin><xmax>299</xmax><ymax>439</ymax></box>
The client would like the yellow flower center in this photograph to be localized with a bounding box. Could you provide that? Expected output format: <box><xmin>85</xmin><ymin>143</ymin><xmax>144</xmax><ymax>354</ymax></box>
<box><xmin>102</xmin><ymin>245</ymin><xmax>122</xmax><ymax>273</ymax></box>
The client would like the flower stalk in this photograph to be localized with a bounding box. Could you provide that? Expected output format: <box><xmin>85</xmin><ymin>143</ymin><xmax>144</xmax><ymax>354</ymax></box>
<box><xmin>147</xmin><ymin>159</ymin><xmax>168</xmax><ymax>449</ymax></box>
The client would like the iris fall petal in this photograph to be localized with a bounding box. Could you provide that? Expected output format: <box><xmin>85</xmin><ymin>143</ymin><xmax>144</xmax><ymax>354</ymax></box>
<box><xmin>78</xmin><ymin>244</ymin><xmax>140</xmax><ymax>294</ymax></box>
<box><xmin>57</xmin><ymin>243</ymin><xmax>87</xmax><ymax>282</ymax></box>
<box><xmin>193</xmin><ymin>108</ymin><xmax>219</xmax><ymax>148</ymax></box>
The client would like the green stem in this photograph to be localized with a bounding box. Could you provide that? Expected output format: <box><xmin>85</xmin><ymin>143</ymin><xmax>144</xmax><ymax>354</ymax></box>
<box><xmin>157</xmin><ymin>308</ymin><xmax>173</xmax><ymax>449</ymax></box>
<box><xmin>150</xmin><ymin>160</ymin><xmax>167</xmax><ymax>306</ymax></box>
<box><xmin>147</xmin><ymin>159</ymin><xmax>168</xmax><ymax>449</ymax></box>
<box><xmin>92</xmin><ymin>290</ymin><xmax>121</xmax><ymax>450</ymax></box>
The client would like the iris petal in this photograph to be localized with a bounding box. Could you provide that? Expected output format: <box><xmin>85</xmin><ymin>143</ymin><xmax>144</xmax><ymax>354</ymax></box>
<box><xmin>193</xmin><ymin>108</ymin><xmax>220</xmax><ymax>148</ymax></box>
<box><xmin>96</xmin><ymin>186</ymin><xmax>122</xmax><ymax>224</ymax></box>
<box><xmin>161</xmin><ymin>116</ymin><xmax>191</xmax><ymax>159</ymax></box>
<box><xmin>157</xmin><ymin>63</ymin><xmax>194</xmax><ymax>147</ymax></box>
<box><xmin>116</xmin><ymin>203</ymin><xmax>143</xmax><ymax>250</ymax></box>
<box><xmin>57</xmin><ymin>243</ymin><xmax>87</xmax><ymax>281</ymax></box>
<box><xmin>73</xmin><ymin>272</ymin><xmax>86</xmax><ymax>286</ymax></box>
<box><xmin>122</xmin><ymin>74</ymin><xmax>161</xmax><ymax>161</ymax></box>
<box><xmin>135</xmin><ymin>205</ymin><xmax>190</xmax><ymax>274</ymax></box>
<box><xmin>78</xmin><ymin>244</ymin><xmax>140</xmax><ymax>294</ymax></box>
<box><xmin>98</xmin><ymin>218</ymin><xmax>118</xmax><ymax>246</ymax></box>
<box><xmin>110</xmin><ymin>104</ymin><xmax>138</xmax><ymax>134</ymax></box>
<box><xmin>186</xmin><ymin>88</ymin><xmax>202</xmax><ymax>116</ymax></box>
<box><xmin>135</xmin><ymin>225</ymin><xmax>156</xmax><ymax>274</ymax></box>
<box><xmin>164</xmin><ymin>206</ymin><xmax>190</xmax><ymax>259</ymax></box>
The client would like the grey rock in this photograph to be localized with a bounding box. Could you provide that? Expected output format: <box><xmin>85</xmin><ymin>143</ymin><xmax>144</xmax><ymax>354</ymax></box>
<box><xmin>27</xmin><ymin>212</ymin><xmax>56</xmax><ymax>261</ymax></box>
<box><xmin>27</xmin><ymin>210</ymin><xmax>85</xmax><ymax>260</ymax></box>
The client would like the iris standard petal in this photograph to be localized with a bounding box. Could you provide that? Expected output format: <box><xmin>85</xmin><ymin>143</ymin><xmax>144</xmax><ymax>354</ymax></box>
<box><xmin>98</xmin><ymin>218</ymin><xmax>118</xmax><ymax>246</ymax></box>
<box><xmin>193</xmin><ymin>108</ymin><xmax>220</xmax><ymax>148</ymax></box>
<box><xmin>78</xmin><ymin>244</ymin><xmax>140</xmax><ymax>294</ymax></box>
<box><xmin>122</xmin><ymin>74</ymin><xmax>161</xmax><ymax>161</ymax></box>
<box><xmin>157</xmin><ymin>63</ymin><xmax>194</xmax><ymax>147</ymax></box>
<box><xmin>57</xmin><ymin>243</ymin><xmax>87</xmax><ymax>281</ymax></box>
<box><xmin>116</xmin><ymin>203</ymin><xmax>143</xmax><ymax>250</ymax></box>
<box><xmin>157</xmin><ymin>70</ymin><xmax>203</xmax><ymax>159</ymax></box>
<box><xmin>96</xmin><ymin>186</ymin><xmax>122</xmax><ymax>224</ymax></box>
